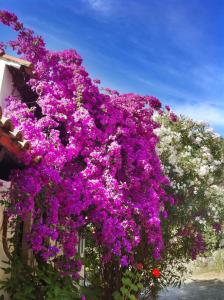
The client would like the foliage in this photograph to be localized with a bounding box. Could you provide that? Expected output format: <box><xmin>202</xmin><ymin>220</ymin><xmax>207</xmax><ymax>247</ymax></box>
<box><xmin>111</xmin><ymin>112</ymin><xmax>224</xmax><ymax>298</ymax></box>
<box><xmin>112</xmin><ymin>269</ymin><xmax>143</xmax><ymax>300</ymax></box>
<box><xmin>0</xmin><ymin>257</ymin><xmax>80</xmax><ymax>300</ymax></box>
<box><xmin>191</xmin><ymin>249</ymin><xmax>224</xmax><ymax>274</ymax></box>
<box><xmin>152</xmin><ymin>110</ymin><xmax>224</xmax><ymax>289</ymax></box>
<box><xmin>1</xmin><ymin>9</ymin><xmax>224</xmax><ymax>300</ymax></box>
<box><xmin>0</xmin><ymin>9</ymin><xmax>175</xmax><ymax>299</ymax></box>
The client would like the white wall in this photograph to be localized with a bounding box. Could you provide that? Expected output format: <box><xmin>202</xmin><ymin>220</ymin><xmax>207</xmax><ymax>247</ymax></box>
<box><xmin>0</xmin><ymin>59</ymin><xmax>21</xmax><ymax>299</ymax></box>
<box><xmin>0</xmin><ymin>59</ymin><xmax>20</xmax><ymax>109</ymax></box>
<box><xmin>0</xmin><ymin>181</ymin><xmax>10</xmax><ymax>299</ymax></box>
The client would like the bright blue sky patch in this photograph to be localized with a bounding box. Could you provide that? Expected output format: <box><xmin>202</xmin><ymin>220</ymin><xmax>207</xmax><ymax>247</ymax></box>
<box><xmin>1</xmin><ymin>0</ymin><xmax>224</xmax><ymax>134</ymax></box>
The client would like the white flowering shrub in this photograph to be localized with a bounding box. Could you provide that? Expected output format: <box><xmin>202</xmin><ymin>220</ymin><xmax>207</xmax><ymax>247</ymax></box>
<box><xmin>151</xmin><ymin>110</ymin><xmax>224</xmax><ymax>290</ymax></box>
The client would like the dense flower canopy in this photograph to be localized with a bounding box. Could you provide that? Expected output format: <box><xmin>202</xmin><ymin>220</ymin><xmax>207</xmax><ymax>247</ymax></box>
<box><xmin>154</xmin><ymin>111</ymin><xmax>224</xmax><ymax>266</ymax></box>
<box><xmin>0</xmin><ymin>10</ymin><xmax>175</xmax><ymax>277</ymax></box>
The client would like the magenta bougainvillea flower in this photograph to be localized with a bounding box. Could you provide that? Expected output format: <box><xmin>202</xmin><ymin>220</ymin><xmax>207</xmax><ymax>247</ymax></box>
<box><xmin>0</xmin><ymin>10</ymin><xmax>175</xmax><ymax>278</ymax></box>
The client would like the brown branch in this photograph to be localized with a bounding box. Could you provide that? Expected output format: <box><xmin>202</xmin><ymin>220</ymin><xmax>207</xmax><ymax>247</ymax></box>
<box><xmin>2</xmin><ymin>210</ymin><xmax>12</xmax><ymax>260</ymax></box>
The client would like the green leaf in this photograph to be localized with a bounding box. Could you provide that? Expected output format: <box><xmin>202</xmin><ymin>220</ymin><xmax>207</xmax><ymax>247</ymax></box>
<box><xmin>130</xmin><ymin>284</ymin><xmax>138</xmax><ymax>292</ymax></box>
<box><xmin>120</xmin><ymin>286</ymin><xmax>129</xmax><ymax>296</ymax></box>
<box><xmin>112</xmin><ymin>291</ymin><xmax>123</xmax><ymax>300</ymax></box>
<box><xmin>137</xmin><ymin>283</ymin><xmax>143</xmax><ymax>290</ymax></box>
<box><xmin>125</xmin><ymin>270</ymin><xmax>135</xmax><ymax>278</ymax></box>
<box><xmin>122</xmin><ymin>277</ymin><xmax>132</xmax><ymax>287</ymax></box>
<box><xmin>80</xmin><ymin>286</ymin><xmax>102</xmax><ymax>300</ymax></box>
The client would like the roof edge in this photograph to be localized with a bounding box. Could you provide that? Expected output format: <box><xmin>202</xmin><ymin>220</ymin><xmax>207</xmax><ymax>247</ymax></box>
<box><xmin>0</xmin><ymin>54</ymin><xmax>32</xmax><ymax>68</ymax></box>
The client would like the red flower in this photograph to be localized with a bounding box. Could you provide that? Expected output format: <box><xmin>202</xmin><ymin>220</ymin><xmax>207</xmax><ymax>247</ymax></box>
<box><xmin>152</xmin><ymin>268</ymin><xmax>160</xmax><ymax>278</ymax></box>
<box><xmin>136</xmin><ymin>263</ymin><xmax>144</xmax><ymax>271</ymax></box>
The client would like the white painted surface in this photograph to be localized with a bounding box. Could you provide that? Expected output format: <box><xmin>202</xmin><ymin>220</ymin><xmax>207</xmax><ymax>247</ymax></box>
<box><xmin>0</xmin><ymin>59</ymin><xmax>20</xmax><ymax>109</ymax></box>
<box><xmin>0</xmin><ymin>181</ymin><xmax>10</xmax><ymax>299</ymax></box>
<box><xmin>0</xmin><ymin>58</ymin><xmax>20</xmax><ymax>299</ymax></box>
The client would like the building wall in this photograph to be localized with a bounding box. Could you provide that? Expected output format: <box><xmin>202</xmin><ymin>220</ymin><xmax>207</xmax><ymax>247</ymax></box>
<box><xmin>0</xmin><ymin>59</ymin><xmax>21</xmax><ymax>299</ymax></box>
<box><xmin>0</xmin><ymin>181</ymin><xmax>10</xmax><ymax>299</ymax></box>
<box><xmin>0</xmin><ymin>59</ymin><xmax>20</xmax><ymax>109</ymax></box>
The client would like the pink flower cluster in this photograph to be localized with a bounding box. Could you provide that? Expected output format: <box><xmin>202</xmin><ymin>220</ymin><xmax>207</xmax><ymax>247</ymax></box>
<box><xmin>0</xmin><ymin>11</ymin><xmax>174</xmax><ymax>276</ymax></box>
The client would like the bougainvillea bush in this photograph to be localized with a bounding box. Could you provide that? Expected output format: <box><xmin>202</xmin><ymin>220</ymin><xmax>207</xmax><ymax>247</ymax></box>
<box><xmin>84</xmin><ymin>112</ymin><xmax>224</xmax><ymax>299</ymax></box>
<box><xmin>0</xmin><ymin>10</ymin><xmax>176</xmax><ymax>299</ymax></box>
<box><xmin>1</xmin><ymin>10</ymin><xmax>224</xmax><ymax>300</ymax></box>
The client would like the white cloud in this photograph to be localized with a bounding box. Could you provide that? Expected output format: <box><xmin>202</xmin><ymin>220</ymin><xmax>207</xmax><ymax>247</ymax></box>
<box><xmin>137</xmin><ymin>77</ymin><xmax>224</xmax><ymax>131</ymax></box>
<box><xmin>83</xmin><ymin>0</ymin><xmax>112</xmax><ymax>13</ymax></box>
<box><xmin>174</xmin><ymin>102</ymin><xmax>224</xmax><ymax>127</ymax></box>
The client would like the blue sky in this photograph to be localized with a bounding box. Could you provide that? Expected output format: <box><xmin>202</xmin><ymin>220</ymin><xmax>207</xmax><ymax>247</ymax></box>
<box><xmin>1</xmin><ymin>0</ymin><xmax>224</xmax><ymax>134</ymax></box>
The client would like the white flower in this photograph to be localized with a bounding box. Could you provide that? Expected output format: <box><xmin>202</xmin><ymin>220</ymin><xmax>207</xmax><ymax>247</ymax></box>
<box><xmin>214</xmin><ymin>160</ymin><xmax>221</xmax><ymax>166</ymax></box>
<box><xmin>196</xmin><ymin>120</ymin><xmax>207</xmax><ymax>126</ymax></box>
<box><xmin>169</xmin><ymin>153</ymin><xmax>177</xmax><ymax>165</ymax></box>
<box><xmin>198</xmin><ymin>165</ymin><xmax>209</xmax><ymax>177</ymax></box>
<box><xmin>205</xmin><ymin>127</ymin><xmax>214</xmax><ymax>133</ymax></box>
<box><xmin>207</xmin><ymin>177</ymin><xmax>214</xmax><ymax>185</ymax></box>
<box><xmin>213</xmin><ymin>132</ymin><xmax>220</xmax><ymax>138</ymax></box>
<box><xmin>195</xmin><ymin>137</ymin><xmax>202</xmax><ymax>144</ymax></box>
